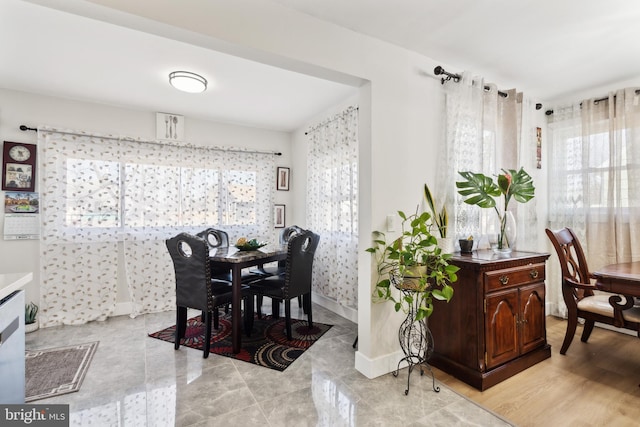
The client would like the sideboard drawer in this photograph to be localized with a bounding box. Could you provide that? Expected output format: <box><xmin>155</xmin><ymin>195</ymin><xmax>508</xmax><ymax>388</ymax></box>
<box><xmin>484</xmin><ymin>263</ymin><xmax>546</xmax><ymax>292</ymax></box>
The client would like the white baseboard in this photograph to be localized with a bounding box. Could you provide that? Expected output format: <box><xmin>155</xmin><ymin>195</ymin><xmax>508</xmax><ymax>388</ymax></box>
<box><xmin>311</xmin><ymin>292</ymin><xmax>358</xmax><ymax>323</ymax></box>
<box><xmin>113</xmin><ymin>294</ymin><xmax>357</xmax><ymax>323</ymax></box>
<box><xmin>595</xmin><ymin>322</ymin><xmax>637</xmax><ymax>336</ymax></box>
<box><xmin>113</xmin><ymin>301</ymin><xmax>133</xmax><ymax>317</ymax></box>
<box><xmin>354</xmin><ymin>348</ymin><xmax>408</xmax><ymax>379</ymax></box>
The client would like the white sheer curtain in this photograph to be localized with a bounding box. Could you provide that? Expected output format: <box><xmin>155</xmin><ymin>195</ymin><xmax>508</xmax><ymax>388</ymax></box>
<box><xmin>438</xmin><ymin>73</ymin><xmax>537</xmax><ymax>246</ymax></box>
<box><xmin>547</xmin><ymin>88</ymin><xmax>640</xmax><ymax>317</ymax></box>
<box><xmin>306</xmin><ymin>106</ymin><xmax>359</xmax><ymax>310</ymax></box>
<box><xmin>38</xmin><ymin>128</ymin><xmax>275</xmax><ymax>326</ymax></box>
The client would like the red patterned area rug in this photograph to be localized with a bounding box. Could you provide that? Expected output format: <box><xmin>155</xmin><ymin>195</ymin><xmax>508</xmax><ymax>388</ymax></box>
<box><xmin>148</xmin><ymin>313</ymin><xmax>332</xmax><ymax>371</ymax></box>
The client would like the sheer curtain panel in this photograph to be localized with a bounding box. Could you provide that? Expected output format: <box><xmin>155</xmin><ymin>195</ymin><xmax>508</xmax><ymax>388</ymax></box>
<box><xmin>306</xmin><ymin>106</ymin><xmax>359</xmax><ymax>310</ymax></box>
<box><xmin>38</xmin><ymin>128</ymin><xmax>275</xmax><ymax>326</ymax></box>
<box><xmin>438</xmin><ymin>73</ymin><xmax>537</xmax><ymax>246</ymax></box>
<box><xmin>547</xmin><ymin>88</ymin><xmax>640</xmax><ymax>317</ymax></box>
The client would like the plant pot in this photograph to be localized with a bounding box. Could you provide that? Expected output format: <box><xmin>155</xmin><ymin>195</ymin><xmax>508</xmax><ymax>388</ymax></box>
<box><xmin>459</xmin><ymin>239</ymin><xmax>474</xmax><ymax>254</ymax></box>
<box><xmin>396</xmin><ymin>265</ymin><xmax>427</xmax><ymax>291</ymax></box>
<box><xmin>437</xmin><ymin>237</ymin><xmax>455</xmax><ymax>254</ymax></box>
<box><xmin>25</xmin><ymin>321</ymin><xmax>39</xmax><ymax>333</ymax></box>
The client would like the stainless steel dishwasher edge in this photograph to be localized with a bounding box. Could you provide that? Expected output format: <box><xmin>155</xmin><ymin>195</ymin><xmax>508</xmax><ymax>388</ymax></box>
<box><xmin>0</xmin><ymin>289</ymin><xmax>25</xmax><ymax>404</ymax></box>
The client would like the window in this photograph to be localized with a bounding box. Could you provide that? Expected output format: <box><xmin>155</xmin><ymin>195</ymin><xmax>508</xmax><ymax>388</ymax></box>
<box><xmin>65</xmin><ymin>158</ymin><xmax>265</xmax><ymax>231</ymax></box>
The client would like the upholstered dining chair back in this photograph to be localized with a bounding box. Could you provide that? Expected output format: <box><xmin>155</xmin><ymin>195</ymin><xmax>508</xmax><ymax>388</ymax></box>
<box><xmin>279</xmin><ymin>225</ymin><xmax>306</xmax><ymax>245</ymax></box>
<box><xmin>284</xmin><ymin>230</ymin><xmax>320</xmax><ymax>300</ymax></box>
<box><xmin>197</xmin><ymin>228</ymin><xmax>230</xmax><ymax>249</ymax></box>
<box><xmin>166</xmin><ymin>232</ymin><xmax>254</xmax><ymax>358</ymax></box>
<box><xmin>166</xmin><ymin>232</ymin><xmax>213</xmax><ymax>312</ymax></box>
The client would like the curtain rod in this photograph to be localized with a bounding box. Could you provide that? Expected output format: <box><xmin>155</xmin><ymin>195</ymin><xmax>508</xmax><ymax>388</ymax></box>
<box><xmin>305</xmin><ymin>105</ymin><xmax>359</xmax><ymax>135</ymax></box>
<box><xmin>544</xmin><ymin>89</ymin><xmax>640</xmax><ymax>115</ymax></box>
<box><xmin>19</xmin><ymin>125</ymin><xmax>282</xmax><ymax>156</ymax></box>
<box><xmin>433</xmin><ymin>66</ymin><xmax>543</xmax><ymax>110</ymax></box>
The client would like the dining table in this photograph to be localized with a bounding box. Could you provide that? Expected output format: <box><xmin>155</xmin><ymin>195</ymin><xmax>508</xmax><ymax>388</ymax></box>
<box><xmin>209</xmin><ymin>244</ymin><xmax>287</xmax><ymax>353</ymax></box>
<box><xmin>592</xmin><ymin>261</ymin><xmax>640</xmax><ymax>321</ymax></box>
<box><xmin>592</xmin><ymin>261</ymin><xmax>640</xmax><ymax>297</ymax></box>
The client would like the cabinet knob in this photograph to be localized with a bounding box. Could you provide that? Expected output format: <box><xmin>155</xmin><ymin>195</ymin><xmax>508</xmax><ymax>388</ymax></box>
<box><xmin>499</xmin><ymin>275</ymin><xmax>509</xmax><ymax>285</ymax></box>
<box><xmin>530</xmin><ymin>269</ymin><xmax>539</xmax><ymax>279</ymax></box>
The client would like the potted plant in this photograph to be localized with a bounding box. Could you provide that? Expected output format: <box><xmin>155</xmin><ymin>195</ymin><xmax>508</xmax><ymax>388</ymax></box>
<box><xmin>367</xmin><ymin>208</ymin><xmax>459</xmax><ymax>322</ymax></box>
<box><xmin>456</xmin><ymin>167</ymin><xmax>535</xmax><ymax>253</ymax></box>
<box><xmin>25</xmin><ymin>301</ymin><xmax>39</xmax><ymax>333</ymax></box>
<box><xmin>424</xmin><ymin>183</ymin><xmax>453</xmax><ymax>253</ymax></box>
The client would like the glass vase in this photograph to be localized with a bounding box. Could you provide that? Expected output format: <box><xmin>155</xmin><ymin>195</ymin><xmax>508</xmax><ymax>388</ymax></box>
<box><xmin>493</xmin><ymin>210</ymin><xmax>516</xmax><ymax>253</ymax></box>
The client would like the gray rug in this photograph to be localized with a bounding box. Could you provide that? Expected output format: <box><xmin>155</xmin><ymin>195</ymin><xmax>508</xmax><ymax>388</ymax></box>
<box><xmin>25</xmin><ymin>341</ymin><xmax>98</xmax><ymax>402</ymax></box>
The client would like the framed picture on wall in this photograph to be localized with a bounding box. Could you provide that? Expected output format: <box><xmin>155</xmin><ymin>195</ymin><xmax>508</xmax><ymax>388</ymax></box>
<box><xmin>2</xmin><ymin>141</ymin><xmax>37</xmax><ymax>192</ymax></box>
<box><xmin>276</xmin><ymin>167</ymin><xmax>290</xmax><ymax>191</ymax></box>
<box><xmin>274</xmin><ymin>204</ymin><xmax>286</xmax><ymax>228</ymax></box>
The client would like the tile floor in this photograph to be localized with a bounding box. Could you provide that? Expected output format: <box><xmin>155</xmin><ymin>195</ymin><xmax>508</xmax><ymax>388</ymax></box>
<box><xmin>25</xmin><ymin>302</ymin><xmax>513</xmax><ymax>426</ymax></box>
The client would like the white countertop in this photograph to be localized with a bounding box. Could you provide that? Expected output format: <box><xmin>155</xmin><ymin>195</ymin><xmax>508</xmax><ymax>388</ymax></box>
<box><xmin>0</xmin><ymin>272</ymin><xmax>33</xmax><ymax>300</ymax></box>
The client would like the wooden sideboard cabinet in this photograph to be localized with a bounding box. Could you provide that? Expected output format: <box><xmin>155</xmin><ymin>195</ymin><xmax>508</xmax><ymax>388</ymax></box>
<box><xmin>429</xmin><ymin>250</ymin><xmax>551</xmax><ymax>390</ymax></box>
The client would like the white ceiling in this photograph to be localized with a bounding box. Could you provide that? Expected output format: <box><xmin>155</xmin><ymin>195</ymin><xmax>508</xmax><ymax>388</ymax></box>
<box><xmin>2</xmin><ymin>0</ymin><xmax>640</xmax><ymax>133</ymax></box>
<box><xmin>272</xmin><ymin>0</ymin><xmax>640</xmax><ymax>101</ymax></box>
<box><xmin>0</xmin><ymin>0</ymin><xmax>359</xmax><ymax>132</ymax></box>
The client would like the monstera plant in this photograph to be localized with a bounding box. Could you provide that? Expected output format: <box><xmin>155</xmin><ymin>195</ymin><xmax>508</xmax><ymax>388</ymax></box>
<box><xmin>456</xmin><ymin>167</ymin><xmax>535</xmax><ymax>251</ymax></box>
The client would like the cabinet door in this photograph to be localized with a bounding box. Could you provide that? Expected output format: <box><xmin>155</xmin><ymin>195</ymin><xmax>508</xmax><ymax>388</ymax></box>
<box><xmin>485</xmin><ymin>289</ymin><xmax>519</xmax><ymax>369</ymax></box>
<box><xmin>519</xmin><ymin>283</ymin><xmax>546</xmax><ymax>354</ymax></box>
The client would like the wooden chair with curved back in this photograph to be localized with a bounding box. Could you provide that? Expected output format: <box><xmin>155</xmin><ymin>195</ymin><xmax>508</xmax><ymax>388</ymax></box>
<box><xmin>166</xmin><ymin>232</ymin><xmax>254</xmax><ymax>358</ymax></box>
<box><xmin>545</xmin><ymin>227</ymin><xmax>640</xmax><ymax>354</ymax></box>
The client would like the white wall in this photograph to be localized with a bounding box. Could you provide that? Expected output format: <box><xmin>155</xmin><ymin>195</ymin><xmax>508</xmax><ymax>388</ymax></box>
<box><xmin>0</xmin><ymin>87</ymin><xmax>292</xmax><ymax>311</ymax></box>
<box><xmin>48</xmin><ymin>0</ymin><xmax>452</xmax><ymax>376</ymax></box>
<box><xmin>17</xmin><ymin>0</ymin><xmax>564</xmax><ymax>379</ymax></box>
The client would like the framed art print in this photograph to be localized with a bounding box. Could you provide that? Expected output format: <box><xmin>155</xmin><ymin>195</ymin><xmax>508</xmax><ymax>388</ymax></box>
<box><xmin>277</xmin><ymin>167</ymin><xmax>290</xmax><ymax>191</ymax></box>
<box><xmin>2</xmin><ymin>141</ymin><xmax>37</xmax><ymax>192</ymax></box>
<box><xmin>274</xmin><ymin>204</ymin><xmax>286</xmax><ymax>228</ymax></box>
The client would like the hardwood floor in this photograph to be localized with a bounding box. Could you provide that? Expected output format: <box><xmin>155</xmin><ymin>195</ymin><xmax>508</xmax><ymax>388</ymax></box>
<box><xmin>433</xmin><ymin>316</ymin><xmax>640</xmax><ymax>427</ymax></box>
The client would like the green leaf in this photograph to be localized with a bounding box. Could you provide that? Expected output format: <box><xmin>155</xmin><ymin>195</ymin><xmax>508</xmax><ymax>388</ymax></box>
<box><xmin>456</xmin><ymin>171</ymin><xmax>501</xmax><ymax>208</ymax></box>
<box><xmin>509</xmin><ymin>167</ymin><xmax>535</xmax><ymax>203</ymax></box>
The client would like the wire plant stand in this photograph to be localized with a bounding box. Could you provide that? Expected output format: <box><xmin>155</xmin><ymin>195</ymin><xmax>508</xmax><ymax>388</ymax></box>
<box><xmin>391</xmin><ymin>276</ymin><xmax>440</xmax><ymax>395</ymax></box>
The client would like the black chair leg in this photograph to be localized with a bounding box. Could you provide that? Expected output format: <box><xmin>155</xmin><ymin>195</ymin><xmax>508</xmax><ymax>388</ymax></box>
<box><xmin>272</xmin><ymin>298</ymin><xmax>280</xmax><ymax>319</ymax></box>
<box><xmin>203</xmin><ymin>311</ymin><xmax>212</xmax><ymax>358</ymax></box>
<box><xmin>303</xmin><ymin>293</ymin><xmax>313</xmax><ymax>329</ymax></box>
<box><xmin>285</xmin><ymin>299</ymin><xmax>292</xmax><ymax>340</ymax></box>
<box><xmin>175</xmin><ymin>306</ymin><xmax>188</xmax><ymax>350</ymax></box>
<box><xmin>298</xmin><ymin>295</ymin><xmax>305</xmax><ymax>313</ymax></box>
<box><xmin>256</xmin><ymin>295</ymin><xmax>263</xmax><ymax>319</ymax></box>
<box><xmin>213</xmin><ymin>307</ymin><xmax>220</xmax><ymax>330</ymax></box>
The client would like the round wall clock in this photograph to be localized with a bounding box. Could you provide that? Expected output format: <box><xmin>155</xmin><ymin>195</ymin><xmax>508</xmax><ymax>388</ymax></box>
<box><xmin>8</xmin><ymin>145</ymin><xmax>31</xmax><ymax>162</ymax></box>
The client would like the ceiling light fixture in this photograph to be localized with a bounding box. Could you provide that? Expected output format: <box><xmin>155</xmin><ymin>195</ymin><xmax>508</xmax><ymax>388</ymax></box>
<box><xmin>169</xmin><ymin>71</ymin><xmax>207</xmax><ymax>93</ymax></box>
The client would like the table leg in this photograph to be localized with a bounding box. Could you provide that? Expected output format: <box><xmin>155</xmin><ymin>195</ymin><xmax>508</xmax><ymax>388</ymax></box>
<box><xmin>231</xmin><ymin>264</ymin><xmax>242</xmax><ymax>353</ymax></box>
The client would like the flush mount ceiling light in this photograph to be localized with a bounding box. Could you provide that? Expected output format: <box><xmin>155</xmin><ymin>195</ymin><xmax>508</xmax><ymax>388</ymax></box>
<box><xmin>169</xmin><ymin>71</ymin><xmax>207</xmax><ymax>93</ymax></box>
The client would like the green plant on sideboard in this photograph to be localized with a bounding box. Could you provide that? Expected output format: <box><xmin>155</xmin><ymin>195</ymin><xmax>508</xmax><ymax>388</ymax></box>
<box><xmin>424</xmin><ymin>183</ymin><xmax>447</xmax><ymax>238</ymax></box>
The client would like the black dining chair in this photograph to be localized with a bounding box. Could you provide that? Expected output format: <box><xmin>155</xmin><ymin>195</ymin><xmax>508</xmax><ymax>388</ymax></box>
<box><xmin>253</xmin><ymin>225</ymin><xmax>307</xmax><ymax>315</ymax></box>
<box><xmin>196</xmin><ymin>228</ymin><xmax>265</xmax><ymax>284</ymax></box>
<box><xmin>249</xmin><ymin>230</ymin><xmax>320</xmax><ymax>340</ymax></box>
<box><xmin>166</xmin><ymin>232</ymin><xmax>254</xmax><ymax>358</ymax></box>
